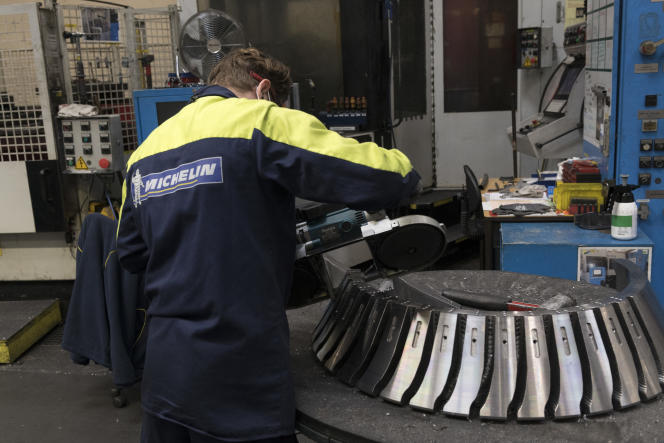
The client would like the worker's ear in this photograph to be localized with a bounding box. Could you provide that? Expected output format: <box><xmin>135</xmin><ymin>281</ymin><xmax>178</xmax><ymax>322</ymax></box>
<box><xmin>256</xmin><ymin>79</ymin><xmax>272</xmax><ymax>101</ymax></box>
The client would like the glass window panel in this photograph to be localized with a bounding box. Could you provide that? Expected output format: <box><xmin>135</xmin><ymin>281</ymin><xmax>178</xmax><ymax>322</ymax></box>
<box><xmin>443</xmin><ymin>0</ymin><xmax>518</xmax><ymax>112</ymax></box>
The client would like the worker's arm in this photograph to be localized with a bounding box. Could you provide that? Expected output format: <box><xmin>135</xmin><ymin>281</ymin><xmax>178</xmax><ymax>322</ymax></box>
<box><xmin>254</xmin><ymin>106</ymin><xmax>421</xmax><ymax>210</ymax></box>
<box><xmin>116</xmin><ymin>172</ymin><xmax>149</xmax><ymax>273</ymax></box>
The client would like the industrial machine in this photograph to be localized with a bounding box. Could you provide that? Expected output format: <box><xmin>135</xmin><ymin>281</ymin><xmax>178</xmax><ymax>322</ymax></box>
<box><xmin>296</xmin><ymin>208</ymin><xmax>446</xmax><ymax>267</ymax></box>
<box><xmin>290</xmin><ymin>203</ymin><xmax>447</xmax><ymax>306</ymax></box>
<box><xmin>0</xmin><ymin>2</ymin><xmax>180</xmax><ymax>279</ymax></box>
<box><xmin>583</xmin><ymin>0</ymin><xmax>664</xmax><ymax>301</ymax></box>
<box><xmin>0</xmin><ymin>3</ymin><xmax>67</xmax><ymax>235</ymax></box>
<box><xmin>509</xmin><ymin>23</ymin><xmax>586</xmax><ymax>160</ymax></box>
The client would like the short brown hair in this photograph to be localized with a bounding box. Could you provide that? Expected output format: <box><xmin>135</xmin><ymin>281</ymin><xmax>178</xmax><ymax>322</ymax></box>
<box><xmin>207</xmin><ymin>47</ymin><xmax>292</xmax><ymax>105</ymax></box>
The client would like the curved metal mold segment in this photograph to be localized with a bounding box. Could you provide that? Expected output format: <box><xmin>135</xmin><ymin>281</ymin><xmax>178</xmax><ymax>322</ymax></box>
<box><xmin>380</xmin><ymin>310</ymin><xmax>435</xmax><ymax>405</ymax></box>
<box><xmin>576</xmin><ymin>309</ymin><xmax>613</xmax><ymax>415</ymax></box>
<box><xmin>517</xmin><ymin>315</ymin><xmax>550</xmax><ymax>421</ymax></box>
<box><xmin>312</xmin><ymin>284</ymin><xmax>360</xmax><ymax>353</ymax></box>
<box><xmin>598</xmin><ymin>304</ymin><xmax>641</xmax><ymax>409</ymax></box>
<box><xmin>311</xmin><ymin>273</ymin><xmax>358</xmax><ymax>342</ymax></box>
<box><xmin>324</xmin><ymin>297</ymin><xmax>376</xmax><ymax>373</ymax></box>
<box><xmin>551</xmin><ymin>313</ymin><xmax>583</xmax><ymax>419</ymax></box>
<box><xmin>443</xmin><ymin>314</ymin><xmax>486</xmax><ymax>417</ymax></box>
<box><xmin>311</xmin><ymin>297</ymin><xmax>338</xmax><ymax>345</ymax></box>
<box><xmin>630</xmin><ymin>294</ymin><xmax>664</xmax><ymax>386</ymax></box>
<box><xmin>356</xmin><ymin>304</ymin><xmax>414</xmax><ymax>396</ymax></box>
<box><xmin>409</xmin><ymin>311</ymin><xmax>459</xmax><ymax>412</ymax></box>
<box><xmin>614</xmin><ymin>299</ymin><xmax>662</xmax><ymax>400</ymax></box>
<box><xmin>316</xmin><ymin>291</ymin><xmax>370</xmax><ymax>362</ymax></box>
<box><xmin>480</xmin><ymin>315</ymin><xmax>517</xmax><ymax>420</ymax></box>
<box><xmin>615</xmin><ymin>259</ymin><xmax>664</xmax><ymax>388</ymax></box>
<box><xmin>312</xmin><ymin>264</ymin><xmax>664</xmax><ymax>421</ymax></box>
<box><xmin>336</xmin><ymin>297</ymin><xmax>391</xmax><ymax>386</ymax></box>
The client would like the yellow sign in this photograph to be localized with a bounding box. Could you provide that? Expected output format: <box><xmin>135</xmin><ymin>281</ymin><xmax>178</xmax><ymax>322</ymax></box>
<box><xmin>75</xmin><ymin>157</ymin><xmax>88</xmax><ymax>170</ymax></box>
<box><xmin>566</xmin><ymin>0</ymin><xmax>585</xmax><ymax>26</ymax></box>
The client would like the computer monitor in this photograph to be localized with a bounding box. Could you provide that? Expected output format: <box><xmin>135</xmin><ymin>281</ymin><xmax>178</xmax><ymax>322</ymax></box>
<box><xmin>133</xmin><ymin>88</ymin><xmax>196</xmax><ymax>144</ymax></box>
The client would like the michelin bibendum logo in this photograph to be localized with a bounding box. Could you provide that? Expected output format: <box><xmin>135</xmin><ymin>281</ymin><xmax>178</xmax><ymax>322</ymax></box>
<box><xmin>131</xmin><ymin>157</ymin><xmax>223</xmax><ymax>207</ymax></box>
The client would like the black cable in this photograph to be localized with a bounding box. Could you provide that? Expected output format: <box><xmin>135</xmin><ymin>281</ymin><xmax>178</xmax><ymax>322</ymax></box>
<box><xmin>79</xmin><ymin>175</ymin><xmax>96</xmax><ymax>215</ymax></box>
<box><xmin>386</xmin><ymin>117</ymin><xmax>403</xmax><ymax>129</ymax></box>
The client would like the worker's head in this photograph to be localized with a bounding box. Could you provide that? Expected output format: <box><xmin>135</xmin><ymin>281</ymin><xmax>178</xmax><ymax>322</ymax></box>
<box><xmin>207</xmin><ymin>47</ymin><xmax>292</xmax><ymax>106</ymax></box>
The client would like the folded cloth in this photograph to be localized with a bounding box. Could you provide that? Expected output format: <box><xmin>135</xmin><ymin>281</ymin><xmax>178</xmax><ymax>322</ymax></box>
<box><xmin>58</xmin><ymin>103</ymin><xmax>98</xmax><ymax>117</ymax></box>
<box><xmin>492</xmin><ymin>203</ymin><xmax>553</xmax><ymax>216</ymax></box>
<box><xmin>516</xmin><ymin>184</ymin><xmax>547</xmax><ymax>198</ymax></box>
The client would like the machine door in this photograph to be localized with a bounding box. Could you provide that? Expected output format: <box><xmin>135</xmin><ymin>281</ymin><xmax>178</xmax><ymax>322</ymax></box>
<box><xmin>434</xmin><ymin>0</ymin><xmax>518</xmax><ymax>186</ymax></box>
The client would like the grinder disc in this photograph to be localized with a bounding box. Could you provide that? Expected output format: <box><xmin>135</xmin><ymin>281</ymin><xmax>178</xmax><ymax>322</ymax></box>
<box><xmin>373</xmin><ymin>217</ymin><xmax>446</xmax><ymax>271</ymax></box>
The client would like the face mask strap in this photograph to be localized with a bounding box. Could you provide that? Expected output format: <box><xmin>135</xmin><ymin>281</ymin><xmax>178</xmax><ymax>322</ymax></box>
<box><xmin>250</xmin><ymin>70</ymin><xmax>273</xmax><ymax>102</ymax></box>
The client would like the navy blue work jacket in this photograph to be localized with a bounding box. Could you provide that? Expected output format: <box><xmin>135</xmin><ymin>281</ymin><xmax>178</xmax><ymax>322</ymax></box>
<box><xmin>116</xmin><ymin>85</ymin><xmax>420</xmax><ymax>441</ymax></box>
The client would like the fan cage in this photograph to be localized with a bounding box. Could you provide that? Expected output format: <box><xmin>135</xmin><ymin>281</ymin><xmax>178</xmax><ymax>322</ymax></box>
<box><xmin>179</xmin><ymin>9</ymin><xmax>247</xmax><ymax>82</ymax></box>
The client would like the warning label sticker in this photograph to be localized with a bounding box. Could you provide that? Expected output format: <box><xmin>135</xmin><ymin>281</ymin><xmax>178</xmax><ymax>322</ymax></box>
<box><xmin>75</xmin><ymin>157</ymin><xmax>88</xmax><ymax>170</ymax></box>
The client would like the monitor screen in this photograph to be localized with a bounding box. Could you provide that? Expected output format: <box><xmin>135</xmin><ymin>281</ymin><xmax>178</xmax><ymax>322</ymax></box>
<box><xmin>556</xmin><ymin>67</ymin><xmax>581</xmax><ymax>98</ymax></box>
<box><xmin>156</xmin><ymin>101</ymin><xmax>188</xmax><ymax>125</ymax></box>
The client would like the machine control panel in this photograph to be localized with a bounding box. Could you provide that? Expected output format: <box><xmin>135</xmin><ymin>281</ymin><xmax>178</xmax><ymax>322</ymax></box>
<box><xmin>563</xmin><ymin>22</ymin><xmax>586</xmax><ymax>56</ymax></box>
<box><xmin>517</xmin><ymin>27</ymin><xmax>553</xmax><ymax>69</ymax></box>
<box><xmin>608</xmin><ymin>0</ymin><xmax>664</xmax><ymax>299</ymax></box>
<box><xmin>59</xmin><ymin>115</ymin><xmax>124</xmax><ymax>174</ymax></box>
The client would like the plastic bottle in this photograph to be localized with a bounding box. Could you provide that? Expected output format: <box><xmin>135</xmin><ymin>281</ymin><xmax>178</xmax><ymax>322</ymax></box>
<box><xmin>611</xmin><ymin>174</ymin><xmax>638</xmax><ymax>240</ymax></box>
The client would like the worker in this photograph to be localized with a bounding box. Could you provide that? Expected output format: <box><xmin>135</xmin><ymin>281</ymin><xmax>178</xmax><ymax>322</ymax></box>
<box><xmin>117</xmin><ymin>47</ymin><xmax>421</xmax><ymax>443</ymax></box>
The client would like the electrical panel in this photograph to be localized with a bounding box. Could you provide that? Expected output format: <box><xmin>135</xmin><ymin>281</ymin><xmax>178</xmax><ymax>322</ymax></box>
<box><xmin>59</xmin><ymin>115</ymin><xmax>123</xmax><ymax>173</ymax></box>
<box><xmin>598</xmin><ymin>0</ymin><xmax>664</xmax><ymax>300</ymax></box>
<box><xmin>563</xmin><ymin>22</ymin><xmax>586</xmax><ymax>56</ymax></box>
<box><xmin>517</xmin><ymin>27</ymin><xmax>553</xmax><ymax>69</ymax></box>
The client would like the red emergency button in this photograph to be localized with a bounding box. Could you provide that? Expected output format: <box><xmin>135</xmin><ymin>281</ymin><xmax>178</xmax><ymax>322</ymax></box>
<box><xmin>99</xmin><ymin>158</ymin><xmax>110</xmax><ymax>169</ymax></box>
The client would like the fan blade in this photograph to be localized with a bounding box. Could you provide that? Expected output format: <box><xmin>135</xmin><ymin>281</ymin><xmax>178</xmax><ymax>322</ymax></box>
<box><xmin>200</xmin><ymin>15</ymin><xmax>232</xmax><ymax>41</ymax></box>
<box><xmin>217</xmin><ymin>22</ymin><xmax>238</xmax><ymax>41</ymax></box>
<box><xmin>181</xmin><ymin>33</ymin><xmax>209</xmax><ymax>60</ymax></box>
<box><xmin>183</xmin><ymin>19</ymin><xmax>201</xmax><ymax>41</ymax></box>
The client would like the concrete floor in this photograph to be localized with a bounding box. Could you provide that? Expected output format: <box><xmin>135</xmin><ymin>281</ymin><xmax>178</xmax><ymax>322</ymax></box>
<box><xmin>0</xmin><ymin>323</ymin><xmax>318</xmax><ymax>443</ymax></box>
<box><xmin>0</xmin><ymin>324</ymin><xmax>143</xmax><ymax>442</ymax></box>
<box><xmin>0</xmin><ymin>243</ymin><xmax>481</xmax><ymax>442</ymax></box>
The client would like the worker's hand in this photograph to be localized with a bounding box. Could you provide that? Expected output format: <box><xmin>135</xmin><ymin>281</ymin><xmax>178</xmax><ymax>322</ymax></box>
<box><xmin>398</xmin><ymin>179</ymin><xmax>422</xmax><ymax>207</ymax></box>
<box><xmin>412</xmin><ymin>179</ymin><xmax>423</xmax><ymax>197</ymax></box>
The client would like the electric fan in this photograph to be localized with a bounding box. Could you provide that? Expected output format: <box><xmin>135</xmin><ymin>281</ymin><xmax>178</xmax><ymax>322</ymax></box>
<box><xmin>179</xmin><ymin>9</ymin><xmax>247</xmax><ymax>82</ymax></box>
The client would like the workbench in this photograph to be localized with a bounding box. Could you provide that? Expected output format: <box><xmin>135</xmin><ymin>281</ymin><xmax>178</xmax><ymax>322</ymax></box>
<box><xmin>288</xmin><ymin>274</ymin><xmax>664</xmax><ymax>442</ymax></box>
<box><xmin>480</xmin><ymin>178</ymin><xmax>572</xmax><ymax>270</ymax></box>
<box><xmin>501</xmin><ymin>222</ymin><xmax>653</xmax><ymax>280</ymax></box>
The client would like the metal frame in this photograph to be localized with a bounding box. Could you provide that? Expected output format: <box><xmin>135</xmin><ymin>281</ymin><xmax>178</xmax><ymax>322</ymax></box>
<box><xmin>56</xmin><ymin>4</ymin><xmax>178</xmax><ymax>152</ymax></box>
<box><xmin>0</xmin><ymin>3</ymin><xmax>58</xmax><ymax>161</ymax></box>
